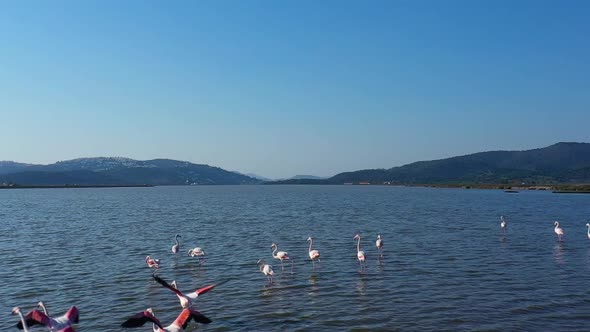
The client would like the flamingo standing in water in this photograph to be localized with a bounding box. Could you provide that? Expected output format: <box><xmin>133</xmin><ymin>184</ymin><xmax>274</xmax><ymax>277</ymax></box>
<box><xmin>121</xmin><ymin>307</ymin><xmax>211</xmax><ymax>331</ymax></box>
<box><xmin>586</xmin><ymin>223</ymin><xmax>590</xmax><ymax>239</ymax></box>
<box><xmin>14</xmin><ymin>302</ymin><xmax>79</xmax><ymax>332</ymax></box>
<box><xmin>172</xmin><ymin>235</ymin><xmax>181</xmax><ymax>254</ymax></box>
<box><xmin>353</xmin><ymin>234</ymin><xmax>366</xmax><ymax>269</ymax></box>
<box><xmin>187</xmin><ymin>247</ymin><xmax>205</xmax><ymax>264</ymax></box>
<box><xmin>146</xmin><ymin>256</ymin><xmax>160</xmax><ymax>268</ymax></box>
<box><xmin>307</xmin><ymin>237</ymin><xmax>321</xmax><ymax>268</ymax></box>
<box><xmin>271</xmin><ymin>243</ymin><xmax>292</xmax><ymax>271</ymax></box>
<box><xmin>376</xmin><ymin>234</ymin><xmax>383</xmax><ymax>257</ymax></box>
<box><xmin>153</xmin><ymin>275</ymin><xmax>218</xmax><ymax>309</ymax></box>
<box><xmin>554</xmin><ymin>221</ymin><xmax>565</xmax><ymax>242</ymax></box>
<box><xmin>257</xmin><ymin>259</ymin><xmax>274</xmax><ymax>284</ymax></box>
<box><xmin>500</xmin><ymin>216</ymin><xmax>507</xmax><ymax>233</ymax></box>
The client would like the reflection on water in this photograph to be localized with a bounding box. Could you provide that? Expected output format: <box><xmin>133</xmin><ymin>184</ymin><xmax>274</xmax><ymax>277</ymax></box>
<box><xmin>553</xmin><ymin>243</ymin><xmax>566</xmax><ymax>265</ymax></box>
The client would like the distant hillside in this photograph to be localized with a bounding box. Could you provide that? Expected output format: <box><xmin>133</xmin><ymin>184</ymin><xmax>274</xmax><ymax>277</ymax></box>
<box><xmin>331</xmin><ymin>142</ymin><xmax>590</xmax><ymax>185</ymax></box>
<box><xmin>273</xmin><ymin>142</ymin><xmax>590</xmax><ymax>185</ymax></box>
<box><xmin>0</xmin><ymin>157</ymin><xmax>260</xmax><ymax>186</ymax></box>
<box><xmin>288</xmin><ymin>175</ymin><xmax>328</xmax><ymax>180</ymax></box>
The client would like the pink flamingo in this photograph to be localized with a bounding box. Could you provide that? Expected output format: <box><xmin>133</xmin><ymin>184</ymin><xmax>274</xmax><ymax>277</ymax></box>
<box><xmin>257</xmin><ymin>259</ymin><xmax>274</xmax><ymax>284</ymax></box>
<box><xmin>554</xmin><ymin>221</ymin><xmax>565</xmax><ymax>242</ymax></box>
<box><xmin>14</xmin><ymin>302</ymin><xmax>79</xmax><ymax>332</ymax></box>
<box><xmin>586</xmin><ymin>223</ymin><xmax>590</xmax><ymax>239</ymax></box>
<box><xmin>353</xmin><ymin>234</ymin><xmax>366</xmax><ymax>268</ymax></box>
<box><xmin>500</xmin><ymin>216</ymin><xmax>507</xmax><ymax>232</ymax></box>
<box><xmin>145</xmin><ymin>256</ymin><xmax>160</xmax><ymax>268</ymax></box>
<box><xmin>307</xmin><ymin>237</ymin><xmax>321</xmax><ymax>268</ymax></box>
<box><xmin>376</xmin><ymin>234</ymin><xmax>383</xmax><ymax>257</ymax></box>
<box><xmin>121</xmin><ymin>307</ymin><xmax>210</xmax><ymax>331</ymax></box>
<box><xmin>171</xmin><ymin>234</ymin><xmax>181</xmax><ymax>254</ymax></box>
<box><xmin>153</xmin><ymin>275</ymin><xmax>218</xmax><ymax>309</ymax></box>
<box><xmin>271</xmin><ymin>243</ymin><xmax>292</xmax><ymax>271</ymax></box>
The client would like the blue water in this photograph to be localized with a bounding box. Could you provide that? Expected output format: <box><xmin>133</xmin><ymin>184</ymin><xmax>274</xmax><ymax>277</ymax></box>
<box><xmin>1</xmin><ymin>185</ymin><xmax>589</xmax><ymax>331</ymax></box>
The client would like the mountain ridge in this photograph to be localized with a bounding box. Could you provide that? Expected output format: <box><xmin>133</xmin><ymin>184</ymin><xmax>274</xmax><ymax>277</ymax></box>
<box><xmin>0</xmin><ymin>157</ymin><xmax>259</xmax><ymax>186</ymax></box>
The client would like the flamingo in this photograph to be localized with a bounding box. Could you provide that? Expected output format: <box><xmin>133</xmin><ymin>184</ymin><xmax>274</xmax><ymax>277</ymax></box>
<box><xmin>376</xmin><ymin>234</ymin><xmax>383</xmax><ymax>257</ymax></box>
<box><xmin>353</xmin><ymin>234</ymin><xmax>366</xmax><ymax>268</ymax></box>
<box><xmin>146</xmin><ymin>256</ymin><xmax>160</xmax><ymax>268</ymax></box>
<box><xmin>554</xmin><ymin>221</ymin><xmax>565</xmax><ymax>242</ymax></box>
<box><xmin>14</xmin><ymin>302</ymin><xmax>79</xmax><ymax>332</ymax></box>
<box><xmin>187</xmin><ymin>247</ymin><xmax>205</xmax><ymax>263</ymax></box>
<box><xmin>153</xmin><ymin>275</ymin><xmax>219</xmax><ymax>309</ymax></box>
<box><xmin>586</xmin><ymin>223</ymin><xmax>590</xmax><ymax>240</ymax></box>
<box><xmin>500</xmin><ymin>216</ymin><xmax>507</xmax><ymax>232</ymax></box>
<box><xmin>257</xmin><ymin>259</ymin><xmax>274</xmax><ymax>284</ymax></box>
<box><xmin>172</xmin><ymin>234</ymin><xmax>181</xmax><ymax>254</ymax></box>
<box><xmin>271</xmin><ymin>243</ymin><xmax>292</xmax><ymax>271</ymax></box>
<box><xmin>307</xmin><ymin>237</ymin><xmax>321</xmax><ymax>268</ymax></box>
<box><xmin>121</xmin><ymin>307</ymin><xmax>210</xmax><ymax>331</ymax></box>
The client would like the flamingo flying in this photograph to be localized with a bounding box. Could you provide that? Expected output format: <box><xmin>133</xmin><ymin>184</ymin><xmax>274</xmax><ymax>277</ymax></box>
<box><xmin>271</xmin><ymin>243</ymin><xmax>292</xmax><ymax>271</ymax></box>
<box><xmin>586</xmin><ymin>223</ymin><xmax>590</xmax><ymax>240</ymax></box>
<box><xmin>14</xmin><ymin>302</ymin><xmax>79</xmax><ymax>332</ymax></box>
<box><xmin>307</xmin><ymin>237</ymin><xmax>321</xmax><ymax>268</ymax></box>
<box><xmin>145</xmin><ymin>256</ymin><xmax>160</xmax><ymax>268</ymax></box>
<box><xmin>121</xmin><ymin>307</ymin><xmax>210</xmax><ymax>331</ymax></box>
<box><xmin>153</xmin><ymin>275</ymin><xmax>218</xmax><ymax>309</ymax></box>
<box><xmin>257</xmin><ymin>259</ymin><xmax>274</xmax><ymax>284</ymax></box>
<box><xmin>376</xmin><ymin>234</ymin><xmax>383</xmax><ymax>257</ymax></box>
<box><xmin>172</xmin><ymin>234</ymin><xmax>181</xmax><ymax>254</ymax></box>
<box><xmin>500</xmin><ymin>216</ymin><xmax>507</xmax><ymax>232</ymax></box>
<box><xmin>554</xmin><ymin>221</ymin><xmax>565</xmax><ymax>242</ymax></box>
<box><xmin>353</xmin><ymin>234</ymin><xmax>366</xmax><ymax>268</ymax></box>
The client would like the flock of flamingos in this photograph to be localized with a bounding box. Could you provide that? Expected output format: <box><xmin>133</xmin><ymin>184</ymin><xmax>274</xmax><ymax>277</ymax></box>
<box><xmin>10</xmin><ymin>217</ymin><xmax>590</xmax><ymax>331</ymax></box>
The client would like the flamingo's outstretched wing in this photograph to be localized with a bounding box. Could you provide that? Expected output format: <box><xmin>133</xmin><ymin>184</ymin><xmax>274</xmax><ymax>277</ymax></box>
<box><xmin>16</xmin><ymin>309</ymin><xmax>50</xmax><ymax>329</ymax></box>
<box><xmin>56</xmin><ymin>306</ymin><xmax>79</xmax><ymax>324</ymax></box>
<box><xmin>186</xmin><ymin>309</ymin><xmax>212</xmax><ymax>327</ymax></box>
<box><xmin>121</xmin><ymin>311</ymin><xmax>164</xmax><ymax>329</ymax></box>
<box><xmin>153</xmin><ymin>275</ymin><xmax>184</xmax><ymax>296</ymax></box>
<box><xmin>186</xmin><ymin>279</ymin><xmax>229</xmax><ymax>300</ymax></box>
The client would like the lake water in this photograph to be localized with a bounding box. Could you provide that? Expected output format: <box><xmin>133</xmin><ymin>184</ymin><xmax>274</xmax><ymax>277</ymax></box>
<box><xmin>1</xmin><ymin>185</ymin><xmax>590</xmax><ymax>331</ymax></box>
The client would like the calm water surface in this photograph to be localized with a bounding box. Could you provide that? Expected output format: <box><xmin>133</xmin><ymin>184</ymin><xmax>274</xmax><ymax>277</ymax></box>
<box><xmin>1</xmin><ymin>185</ymin><xmax>590</xmax><ymax>331</ymax></box>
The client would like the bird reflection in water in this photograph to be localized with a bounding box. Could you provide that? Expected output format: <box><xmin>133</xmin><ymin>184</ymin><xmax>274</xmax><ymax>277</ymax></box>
<box><xmin>553</xmin><ymin>243</ymin><xmax>566</xmax><ymax>265</ymax></box>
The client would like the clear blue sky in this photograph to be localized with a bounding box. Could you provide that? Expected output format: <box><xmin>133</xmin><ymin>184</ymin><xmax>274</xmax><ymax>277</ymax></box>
<box><xmin>1</xmin><ymin>1</ymin><xmax>589</xmax><ymax>178</ymax></box>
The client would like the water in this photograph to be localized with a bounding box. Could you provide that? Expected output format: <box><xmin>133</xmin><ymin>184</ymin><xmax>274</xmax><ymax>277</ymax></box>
<box><xmin>1</xmin><ymin>185</ymin><xmax>589</xmax><ymax>331</ymax></box>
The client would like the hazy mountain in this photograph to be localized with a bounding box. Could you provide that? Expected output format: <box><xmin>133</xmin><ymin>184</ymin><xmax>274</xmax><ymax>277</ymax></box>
<box><xmin>0</xmin><ymin>157</ymin><xmax>260</xmax><ymax>186</ymax></box>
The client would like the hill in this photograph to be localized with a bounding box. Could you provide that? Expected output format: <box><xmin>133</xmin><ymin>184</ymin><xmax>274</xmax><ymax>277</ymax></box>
<box><xmin>331</xmin><ymin>142</ymin><xmax>590</xmax><ymax>185</ymax></box>
<box><xmin>0</xmin><ymin>157</ymin><xmax>260</xmax><ymax>186</ymax></box>
<box><xmin>273</xmin><ymin>142</ymin><xmax>590</xmax><ymax>185</ymax></box>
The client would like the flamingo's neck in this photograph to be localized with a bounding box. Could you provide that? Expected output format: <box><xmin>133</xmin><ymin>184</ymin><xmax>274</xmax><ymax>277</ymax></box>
<box><xmin>15</xmin><ymin>311</ymin><xmax>29</xmax><ymax>332</ymax></box>
<box><xmin>357</xmin><ymin>236</ymin><xmax>361</xmax><ymax>252</ymax></box>
<box><xmin>39</xmin><ymin>303</ymin><xmax>48</xmax><ymax>316</ymax></box>
<box><xmin>308</xmin><ymin>239</ymin><xmax>313</xmax><ymax>252</ymax></box>
<box><xmin>272</xmin><ymin>247</ymin><xmax>278</xmax><ymax>258</ymax></box>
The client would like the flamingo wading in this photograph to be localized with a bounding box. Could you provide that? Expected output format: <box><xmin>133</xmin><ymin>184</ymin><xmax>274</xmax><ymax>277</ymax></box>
<box><xmin>172</xmin><ymin>234</ymin><xmax>181</xmax><ymax>254</ymax></box>
<box><xmin>257</xmin><ymin>259</ymin><xmax>274</xmax><ymax>284</ymax></box>
<box><xmin>307</xmin><ymin>237</ymin><xmax>321</xmax><ymax>268</ymax></box>
<box><xmin>554</xmin><ymin>221</ymin><xmax>565</xmax><ymax>242</ymax></box>
<box><xmin>353</xmin><ymin>234</ymin><xmax>366</xmax><ymax>268</ymax></box>
<box><xmin>376</xmin><ymin>234</ymin><xmax>383</xmax><ymax>257</ymax></box>
<box><xmin>500</xmin><ymin>216</ymin><xmax>507</xmax><ymax>232</ymax></box>
<box><xmin>271</xmin><ymin>243</ymin><xmax>292</xmax><ymax>271</ymax></box>
<box><xmin>586</xmin><ymin>223</ymin><xmax>590</xmax><ymax>240</ymax></box>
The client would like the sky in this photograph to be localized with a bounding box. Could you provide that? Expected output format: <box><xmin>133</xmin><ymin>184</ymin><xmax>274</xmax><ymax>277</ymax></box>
<box><xmin>1</xmin><ymin>1</ymin><xmax>589</xmax><ymax>179</ymax></box>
